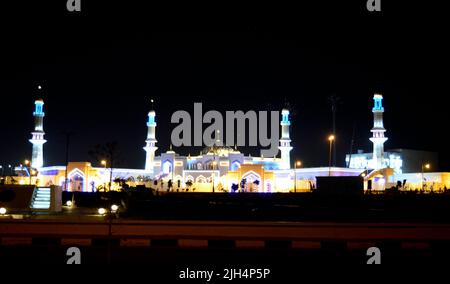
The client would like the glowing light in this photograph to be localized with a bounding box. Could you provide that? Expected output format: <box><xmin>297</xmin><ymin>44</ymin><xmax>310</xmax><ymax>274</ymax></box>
<box><xmin>425</xmin><ymin>164</ymin><xmax>430</xmax><ymax>169</ymax></box>
<box><xmin>66</xmin><ymin>200</ymin><xmax>73</xmax><ymax>207</ymax></box>
<box><xmin>24</xmin><ymin>160</ymin><xmax>30</xmax><ymax>166</ymax></box>
<box><xmin>0</xmin><ymin>207</ymin><xmax>6</xmax><ymax>215</ymax></box>
<box><xmin>295</xmin><ymin>161</ymin><xmax>302</xmax><ymax>167</ymax></box>
<box><xmin>328</xmin><ymin>135</ymin><xmax>335</xmax><ymax>141</ymax></box>
<box><xmin>33</xmin><ymin>100</ymin><xmax>45</xmax><ymax>116</ymax></box>
<box><xmin>101</xmin><ymin>160</ymin><xmax>107</xmax><ymax>166</ymax></box>
<box><xmin>111</xmin><ymin>204</ymin><xmax>119</xmax><ymax>212</ymax></box>
<box><xmin>147</xmin><ymin>111</ymin><xmax>156</xmax><ymax>125</ymax></box>
<box><xmin>281</xmin><ymin>109</ymin><xmax>290</xmax><ymax>124</ymax></box>
<box><xmin>373</xmin><ymin>94</ymin><xmax>384</xmax><ymax>112</ymax></box>
<box><xmin>98</xmin><ymin>208</ymin><xmax>106</xmax><ymax>215</ymax></box>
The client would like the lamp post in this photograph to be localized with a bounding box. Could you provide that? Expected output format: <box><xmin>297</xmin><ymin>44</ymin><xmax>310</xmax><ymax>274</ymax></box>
<box><xmin>101</xmin><ymin>160</ymin><xmax>107</xmax><ymax>191</ymax></box>
<box><xmin>328</xmin><ymin>135</ymin><xmax>335</xmax><ymax>176</ymax></box>
<box><xmin>212</xmin><ymin>161</ymin><xmax>217</xmax><ymax>193</ymax></box>
<box><xmin>294</xmin><ymin>161</ymin><xmax>301</xmax><ymax>193</ymax></box>
<box><xmin>421</xmin><ymin>162</ymin><xmax>430</xmax><ymax>191</ymax></box>
<box><xmin>24</xmin><ymin>160</ymin><xmax>31</xmax><ymax>185</ymax></box>
<box><xmin>0</xmin><ymin>165</ymin><xmax>3</xmax><ymax>178</ymax></box>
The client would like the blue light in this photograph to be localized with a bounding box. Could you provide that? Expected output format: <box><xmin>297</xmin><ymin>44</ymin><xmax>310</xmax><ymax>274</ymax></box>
<box><xmin>147</xmin><ymin>113</ymin><xmax>156</xmax><ymax>126</ymax></box>
<box><xmin>281</xmin><ymin>110</ymin><xmax>290</xmax><ymax>124</ymax></box>
<box><xmin>34</xmin><ymin>101</ymin><xmax>44</xmax><ymax>116</ymax></box>
<box><xmin>373</xmin><ymin>95</ymin><xmax>384</xmax><ymax>112</ymax></box>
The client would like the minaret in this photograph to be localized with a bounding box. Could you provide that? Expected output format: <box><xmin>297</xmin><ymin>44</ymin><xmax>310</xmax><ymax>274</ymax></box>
<box><xmin>29</xmin><ymin>99</ymin><xmax>47</xmax><ymax>170</ymax></box>
<box><xmin>369</xmin><ymin>94</ymin><xmax>388</xmax><ymax>170</ymax></box>
<box><xmin>144</xmin><ymin>107</ymin><xmax>158</xmax><ymax>174</ymax></box>
<box><xmin>279</xmin><ymin>109</ymin><xmax>293</xmax><ymax>169</ymax></box>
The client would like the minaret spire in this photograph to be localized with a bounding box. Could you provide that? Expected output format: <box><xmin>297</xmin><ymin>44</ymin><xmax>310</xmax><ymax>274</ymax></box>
<box><xmin>369</xmin><ymin>94</ymin><xmax>388</xmax><ymax>170</ymax></box>
<box><xmin>144</xmin><ymin>99</ymin><xmax>158</xmax><ymax>174</ymax></box>
<box><xmin>279</xmin><ymin>109</ymin><xmax>293</xmax><ymax>169</ymax></box>
<box><xmin>29</xmin><ymin>88</ymin><xmax>47</xmax><ymax>170</ymax></box>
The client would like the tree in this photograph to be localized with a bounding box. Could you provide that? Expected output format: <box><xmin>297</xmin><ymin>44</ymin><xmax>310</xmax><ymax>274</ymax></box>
<box><xmin>185</xmin><ymin>180</ymin><xmax>193</xmax><ymax>191</ymax></box>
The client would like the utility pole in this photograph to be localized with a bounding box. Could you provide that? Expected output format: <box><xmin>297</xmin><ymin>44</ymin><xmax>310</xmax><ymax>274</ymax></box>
<box><xmin>328</xmin><ymin>95</ymin><xmax>340</xmax><ymax>167</ymax></box>
<box><xmin>348</xmin><ymin>122</ymin><xmax>356</xmax><ymax>168</ymax></box>
<box><xmin>64</xmin><ymin>132</ymin><xmax>72</xmax><ymax>191</ymax></box>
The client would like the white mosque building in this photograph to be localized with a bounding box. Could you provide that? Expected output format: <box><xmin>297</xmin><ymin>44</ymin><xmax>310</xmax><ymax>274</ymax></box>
<box><xmin>19</xmin><ymin>96</ymin><xmax>363</xmax><ymax>193</ymax></box>
<box><xmin>19</xmin><ymin>93</ymin><xmax>448</xmax><ymax>193</ymax></box>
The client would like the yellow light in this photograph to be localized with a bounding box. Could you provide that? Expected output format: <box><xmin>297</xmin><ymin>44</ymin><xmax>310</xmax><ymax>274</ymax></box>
<box><xmin>361</xmin><ymin>173</ymin><xmax>366</xmax><ymax>177</ymax></box>
<box><xmin>66</xmin><ymin>200</ymin><xmax>73</xmax><ymax>207</ymax></box>
<box><xmin>0</xmin><ymin>207</ymin><xmax>6</xmax><ymax>215</ymax></box>
<box><xmin>296</xmin><ymin>161</ymin><xmax>302</xmax><ymax>167</ymax></box>
<box><xmin>111</xmin><ymin>204</ymin><xmax>119</xmax><ymax>212</ymax></box>
<box><xmin>101</xmin><ymin>160</ymin><xmax>107</xmax><ymax>166</ymax></box>
<box><xmin>328</xmin><ymin>135</ymin><xmax>335</xmax><ymax>141</ymax></box>
<box><xmin>31</xmin><ymin>170</ymin><xmax>36</xmax><ymax>175</ymax></box>
<box><xmin>24</xmin><ymin>160</ymin><xmax>30</xmax><ymax>166</ymax></box>
<box><xmin>98</xmin><ymin>208</ymin><xmax>106</xmax><ymax>215</ymax></box>
<box><xmin>425</xmin><ymin>164</ymin><xmax>430</xmax><ymax>169</ymax></box>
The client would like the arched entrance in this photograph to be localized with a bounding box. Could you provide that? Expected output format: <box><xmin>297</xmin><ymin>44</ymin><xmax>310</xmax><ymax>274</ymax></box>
<box><xmin>241</xmin><ymin>171</ymin><xmax>262</xmax><ymax>192</ymax></box>
<box><xmin>68</xmin><ymin>169</ymin><xmax>85</xmax><ymax>192</ymax></box>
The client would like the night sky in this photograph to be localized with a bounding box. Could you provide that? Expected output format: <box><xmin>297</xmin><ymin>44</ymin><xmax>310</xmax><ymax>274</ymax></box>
<box><xmin>1</xmin><ymin>2</ymin><xmax>449</xmax><ymax>170</ymax></box>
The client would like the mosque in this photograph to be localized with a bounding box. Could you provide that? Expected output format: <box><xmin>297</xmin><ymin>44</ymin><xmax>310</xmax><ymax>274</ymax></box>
<box><xmin>14</xmin><ymin>94</ymin><xmax>450</xmax><ymax>192</ymax></box>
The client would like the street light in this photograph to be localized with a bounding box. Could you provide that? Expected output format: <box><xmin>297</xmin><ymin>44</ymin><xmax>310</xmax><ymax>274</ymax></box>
<box><xmin>0</xmin><ymin>165</ymin><xmax>3</xmax><ymax>177</ymax></box>
<box><xmin>101</xmin><ymin>160</ymin><xmax>107</xmax><ymax>191</ymax></box>
<box><xmin>328</xmin><ymin>135</ymin><xmax>335</xmax><ymax>176</ymax></box>
<box><xmin>212</xmin><ymin>161</ymin><xmax>217</xmax><ymax>193</ymax></box>
<box><xmin>294</xmin><ymin>161</ymin><xmax>302</xmax><ymax>193</ymax></box>
<box><xmin>421</xmin><ymin>163</ymin><xmax>430</xmax><ymax>191</ymax></box>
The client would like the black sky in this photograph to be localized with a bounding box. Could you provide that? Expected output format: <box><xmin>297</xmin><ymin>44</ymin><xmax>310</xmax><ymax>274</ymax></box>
<box><xmin>1</xmin><ymin>1</ymin><xmax>449</xmax><ymax>170</ymax></box>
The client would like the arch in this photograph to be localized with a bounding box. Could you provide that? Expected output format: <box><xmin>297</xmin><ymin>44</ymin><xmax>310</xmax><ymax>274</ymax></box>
<box><xmin>196</xmin><ymin>175</ymin><xmax>206</xmax><ymax>183</ymax></box>
<box><xmin>185</xmin><ymin>175</ymin><xmax>194</xmax><ymax>183</ymax></box>
<box><xmin>68</xmin><ymin>168</ymin><xmax>86</xmax><ymax>192</ymax></box>
<box><xmin>230</xmin><ymin>160</ymin><xmax>241</xmax><ymax>171</ymax></box>
<box><xmin>162</xmin><ymin>160</ymin><xmax>173</xmax><ymax>174</ymax></box>
<box><xmin>241</xmin><ymin>170</ymin><xmax>262</xmax><ymax>192</ymax></box>
<box><xmin>241</xmin><ymin>170</ymin><xmax>262</xmax><ymax>182</ymax></box>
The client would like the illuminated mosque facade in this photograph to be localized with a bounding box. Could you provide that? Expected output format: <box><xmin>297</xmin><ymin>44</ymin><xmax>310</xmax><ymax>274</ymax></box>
<box><xmin>18</xmin><ymin>94</ymin><xmax>449</xmax><ymax>192</ymax></box>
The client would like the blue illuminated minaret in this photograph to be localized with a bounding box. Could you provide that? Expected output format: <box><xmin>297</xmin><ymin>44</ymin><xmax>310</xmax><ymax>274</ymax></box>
<box><xmin>369</xmin><ymin>94</ymin><xmax>388</xmax><ymax>170</ymax></box>
<box><xmin>29</xmin><ymin>99</ymin><xmax>47</xmax><ymax>170</ymax></box>
<box><xmin>279</xmin><ymin>109</ymin><xmax>293</xmax><ymax>169</ymax></box>
<box><xmin>144</xmin><ymin>103</ymin><xmax>158</xmax><ymax>174</ymax></box>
